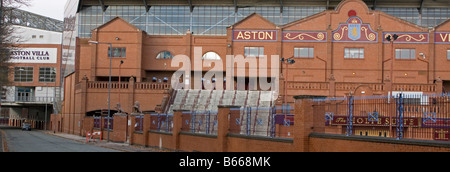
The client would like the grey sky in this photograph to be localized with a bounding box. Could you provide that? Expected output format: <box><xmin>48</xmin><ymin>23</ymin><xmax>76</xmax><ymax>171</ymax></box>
<box><xmin>19</xmin><ymin>0</ymin><xmax>68</xmax><ymax>21</ymax></box>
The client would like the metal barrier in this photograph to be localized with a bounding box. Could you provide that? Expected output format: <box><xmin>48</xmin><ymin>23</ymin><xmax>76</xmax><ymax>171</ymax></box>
<box><xmin>229</xmin><ymin>106</ymin><xmax>294</xmax><ymax>138</ymax></box>
<box><xmin>135</xmin><ymin>115</ymin><xmax>144</xmax><ymax>132</ymax></box>
<box><xmin>315</xmin><ymin>93</ymin><xmax>450</xmax><ymax>141</ymax></box>
<box><xmin>181</xmin><ymin>111</ymin><xmax>218</xmax><ymax>135</ymax></box>
<box><xmin>150</xmin><ymin>114</ymin><xmax>173</xmax><ymax>133</ymax></box>
<box><xmin>0</xmin><ymin>118</ymin><xmax>9</xmax><ymax>126</ymax></box>
<box><xmin>93</xmin><ymin>116</ymin><xmax>114</xmax><ymax>130</ymax></box>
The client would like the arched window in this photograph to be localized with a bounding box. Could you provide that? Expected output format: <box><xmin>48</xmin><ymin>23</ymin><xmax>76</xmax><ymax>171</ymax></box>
<box><xmin>202</xmin><ymin>52</ymin><xmax>221</xmax><ymax>60</ymax></box>
<box><xmin>156</xmin><ymin>51</ymin><xmax>174</xmax><ymax>59</ymax></box>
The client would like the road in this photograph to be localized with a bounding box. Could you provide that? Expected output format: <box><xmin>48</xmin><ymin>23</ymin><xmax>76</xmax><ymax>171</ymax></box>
<box><xmin>1</xmin><ymin>127</ymin><xmax>119</xmax><ymax>152</ymax></box>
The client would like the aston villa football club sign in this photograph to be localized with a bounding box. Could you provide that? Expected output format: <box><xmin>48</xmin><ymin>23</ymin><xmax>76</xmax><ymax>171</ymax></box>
<box><xmin>332</xmin><ymin>16</ymin><xmax>378</xmax><ymax>43</ymax></box>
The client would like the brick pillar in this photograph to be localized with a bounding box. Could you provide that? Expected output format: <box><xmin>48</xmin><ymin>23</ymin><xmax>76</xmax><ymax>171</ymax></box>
<box><xmin>142</xmin><ymin>113</ymin><xmax>151</xmax><ymax>147</ymax></box>
<box><xmin>328</xmin><ymin>74</ymin><xmax>336</xmax><ymax>97</ymax></box>
<box><xmin>384</xmin><ymin>77</ymin><xmax>392</xmax><ymax>95</ymax></box>
<box><xmin>80</xmin><ymin>76</ymin><xmax>88</xmax><ymax>118</ymax></box>
<box><xmin>129</xmin><ymin>113</ymin><xmax>138</xmax><ymax>145</ymax></box>
<box><xmin>113</xmin><ymin>113</ymin><xmax>128</xmax><ymax>143</ymax></box>
<box><xmin>128</xmin><ymin>77</ymin><xmax>135</xmax><ymax>113</ymax></box>
<box><xmin>436</xmin><ymin>77</ymin><xmax>443</xmax><ymax>93</ymax></box>
<box><xmin>217</xmin><ymin>105</ymin><xmax>239</xmax><ymax>152</ymax></box>
<box><xmin>293</xmin><ymin>95</ymin><xmax>326</xmax><ymax>152</ymax></box>
<box><xmin>83</xmin><ymin>116</ymin><xmax>94</xmax><ymax>137</ymax></box>
<box><xmin>173</xmin><ymin>110</ymin><xmax>188</xmax><ymax>150</ymax></box>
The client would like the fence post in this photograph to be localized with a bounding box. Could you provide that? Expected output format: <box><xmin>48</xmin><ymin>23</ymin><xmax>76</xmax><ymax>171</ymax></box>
<box><xmin>346</xmin><ymin>95</ymin><xmax>354</xmax><ymax>136</ymax></box>
<box><xmin>396</xmin><ymin>93</ymin><xmax>404</xmax><ymax>140</ymax></box>
<box><xmin>246</xmin><ymin>107</ymin><xmax>251</xmax><ymax>136</ymax></box>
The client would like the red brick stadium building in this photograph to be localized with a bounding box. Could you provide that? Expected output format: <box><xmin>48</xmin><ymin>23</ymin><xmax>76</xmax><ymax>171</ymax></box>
<box><xmin>56</xmin><ymin>0</ymin><xmax>450</xmax><ymax>137</ymax></box>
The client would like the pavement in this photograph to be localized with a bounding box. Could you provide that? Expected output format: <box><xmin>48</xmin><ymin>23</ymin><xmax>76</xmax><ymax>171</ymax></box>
<box><xmin>1</xmin><ymin>127</ymin><xmax>8</xmax><ymax>152</ymax></box>
<box><xmin>46</xmin><ymin>131</ymin><xmax>172</xmax><ymax>152</ymax></box>
<box><xmin>0</xmin><ymin>129</ymin><xmax>3</xmax><ymax>152</ymax></box>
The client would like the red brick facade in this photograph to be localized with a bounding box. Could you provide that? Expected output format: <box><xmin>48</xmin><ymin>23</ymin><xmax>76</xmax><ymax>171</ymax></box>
<box><xmin>59</xmin><ymin>0</ymin><xmax>450</xmax><ymax>140</ymax></box>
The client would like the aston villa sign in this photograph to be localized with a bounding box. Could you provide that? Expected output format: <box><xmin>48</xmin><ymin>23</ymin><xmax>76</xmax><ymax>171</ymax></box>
<box><xmin>232</xmin><ymin>30</ymin><xmax>277</xmax><ymax>41</ymax></box>
<box><xmin>9</xmin><ymin>48</ymin><xmax>58</xmax><ymax>64</ymax></box>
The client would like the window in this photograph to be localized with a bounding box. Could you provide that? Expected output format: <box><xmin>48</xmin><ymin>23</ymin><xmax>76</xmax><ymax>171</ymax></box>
<box><xmin>395</xmin><ymin>49</ymin><xmax>415</xmax><ymax>60</ymax></box>
<box><xmin>202</xmin><ymin>52</ymin><xmax>221</xmax><ymax>60</ymax></box>
<box><xmin>294</xmin><ymin>48</ymin><xmax>314</xmax><ymax>58</ymax></box>
<box><xmin>447</xmin><ymin>50</ymin><xmax>450</xmax><ymax>60</ymax></box>
<box><xmin>1</xmin><ymin>87</ymin><xmax>6</xmax><ymax>100</ymax></box>
<box><xmin>108</xmin><ymin>47</ymin><xmax>126</xmax><ymax>58</ymax></box>
<box><xmin>244</xmin><ymin>47</ymin><xmax>264</xmax><ymax>57</ymax></box>
<box><xmin>14</xmin><ymin>67</ymin><xmax>33</xmax><ymax>82</ymax></box>
<box><xmin>344</xmin><ymin>48</ymin><xmax>364</xmax><ymax>59</ymax></box>
<box><xmin>39</xmin><ymin>67</ymin><xmax>56</xmax><ymax>83</ymax></box>
<box><xmin>156</xmin><ymin>51</ymin><xmax>174</xmax><ymax>59</ymax></box>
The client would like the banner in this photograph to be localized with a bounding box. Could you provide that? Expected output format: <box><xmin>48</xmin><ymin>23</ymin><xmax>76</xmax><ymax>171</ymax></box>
<box><xmin>9</xmin><ymin>48</ymin><xmax>58</xmax><ymax>64</ymax></box>
<box><xmin>383</xmin><ymin>32</ymin><xmax>429</xmax><ymax>43</ymax></box>
<box><xmin>282</xmin><ymin>31</ymin><xmax>327</xmax><ymax>42</ymax></box>
<box><xmin>232</xmin><ymin>30</ymin><xmax>277</xmax><ymax>41</ymax></box>
<box><xmin>435</xmin><ymin>32</ymin><xmax>450</xmax><ymax>44</ymax></box>
<box><xmin>434</xmin><ymin>129</ymin><xmax>449</xmax><ymax>141</ymax></box>
<box><xmin>330</xmin><ymin>115</ymin><xmax>420</xmax><ymax>127</ymax></box>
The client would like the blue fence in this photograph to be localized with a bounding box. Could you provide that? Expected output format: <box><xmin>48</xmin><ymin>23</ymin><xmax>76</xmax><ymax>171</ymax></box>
<box><xmin>229</xmin><ymin>106</ymin><xmax>294</xmax><ymax>138</ymax></box>
<box><xmin>181</xmin><ymin>111</ymin><xmax>219</xmax><ymax>135</ymax></box>
<box><xmin>314</xmin><ymin>93</ymin><xmax>450</xmax><ymax>141</ymax></box>
<box><xmin>150</xmin><ymin>114</ymin><xmax>173</xmax><ymax>133</ymax></box>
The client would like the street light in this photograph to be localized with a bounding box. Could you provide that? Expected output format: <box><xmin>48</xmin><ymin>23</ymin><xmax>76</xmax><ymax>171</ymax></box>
<box><xmin>88</xmin><ymin>41</ymin><xmax>113</xmax><ymax>142</ymax></box>
<box><xmin>39</xmin><ymin>77</ymin><xmax>49</xmax><ymax>131</ymax></box>
<box><xmin>280</xmin><ymin>57</ymin><xmax>296</xmax><ymax>126</ymax></box>
<box><xmin>118</xmin><ymin>60</ymin><xmax>124</xmax><ymax>105</ymax></box>
<box><xmin>385</xmin><ymin>34</ymin><xmax>398</xmax><ymax>138</ymax></box>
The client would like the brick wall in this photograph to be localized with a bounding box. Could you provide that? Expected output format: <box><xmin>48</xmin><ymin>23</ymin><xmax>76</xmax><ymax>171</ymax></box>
<box><xmin>76</xmin><ymin>100</ymin><xmax>450</xmax><ymax>152</ymax></box>
<box><xmin>309</xmin><ymin>133</ymin><xmax>450</xmax><ymax>152</ymax></box>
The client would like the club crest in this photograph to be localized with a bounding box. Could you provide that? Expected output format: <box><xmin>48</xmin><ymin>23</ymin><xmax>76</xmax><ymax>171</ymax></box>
<box><xmin>348</xmin><ymin>18</ymin><xmax>361</xmax><ymax>40</ymax></box>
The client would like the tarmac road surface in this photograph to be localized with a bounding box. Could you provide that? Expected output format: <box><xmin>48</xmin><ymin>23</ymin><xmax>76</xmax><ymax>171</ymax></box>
<box><xmin>1</xmin><ymin>127</ymin><xmax>119</xmax><ymax>152</ymax></box>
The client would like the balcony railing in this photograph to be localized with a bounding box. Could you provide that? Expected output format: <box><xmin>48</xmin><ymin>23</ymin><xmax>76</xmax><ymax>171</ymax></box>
<box><xmin>86</xmin><ymin>81</ymin><xmax>170</xmax><ymax>90</ymax></box>
<box><xmin>11</xmin><ymin>96</ymin><xmax>54</xmax><ymax>103</ymax></box>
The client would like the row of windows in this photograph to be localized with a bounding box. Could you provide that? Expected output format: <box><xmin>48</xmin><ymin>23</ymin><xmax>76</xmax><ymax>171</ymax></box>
<box><xmin>78</xmin><ymin>6</ymin><xmax>324</xmax><ymax>37</ymax></box>
<box><xmin>78</xmin><ymin>6</ymin><xmax>450</xmax><ymax>37</ymax></box>
<box><xmin>13</xmin><ymin>67</ymin><xmax>56</xmax><ymax>83</ymax></box>
<box><xmin>152</xmin><ymin>48</ymin><xmax>450</xmax><ymax>60</ymax></box>
<box><xmin>105</xmin><ymin>47</ymin><xmax>224</xmax><ymax>60</ymax></box>
<box><xmin>155</xmin><ymin>51</ymin><xmax>222</xmax><ymax>60</ymax></box>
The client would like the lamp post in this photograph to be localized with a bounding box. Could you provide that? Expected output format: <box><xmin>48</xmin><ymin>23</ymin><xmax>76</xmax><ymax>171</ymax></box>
<box><xmin>88</xmin><ymin>41</ymin><xmax>112</xmax><ymax>142</ymax></box>
<box><xmin>280</xmin><ymin>57</ymin><xmax>296</xmax><ymax>125</ymax></box>
<box><xmin>385</xmin><ymin>34</ymin><xmax>398</xmax><ymax>138</ymax></box>
<box><xmin>39</xmin><ymin>77</ymin><xmax>48</xmax><ymax>131</ymax></box>
<box><xmin>118</xmin><ymin>60</ymin><xmax>123</xmax><ymax>104</ymax></box>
